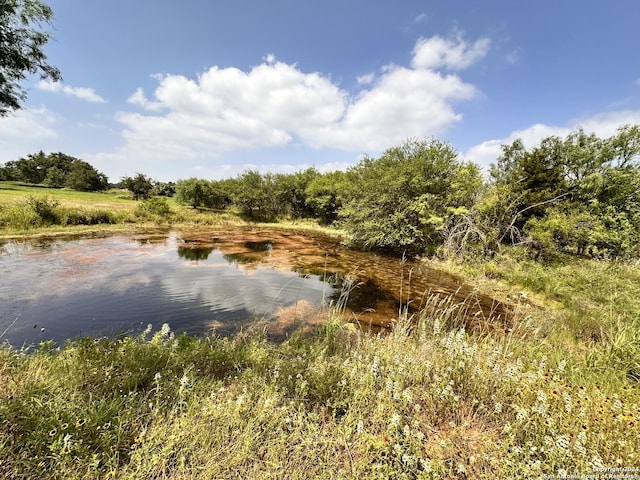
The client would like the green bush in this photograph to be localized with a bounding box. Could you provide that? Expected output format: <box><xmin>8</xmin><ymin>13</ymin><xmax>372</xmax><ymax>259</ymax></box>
<box><xmin>134</xmin><ymin>197</ymin><xmax>172</xmax><ymax>219</ymax></box>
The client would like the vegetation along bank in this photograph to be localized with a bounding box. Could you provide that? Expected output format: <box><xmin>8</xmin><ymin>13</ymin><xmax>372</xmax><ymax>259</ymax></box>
<box><xmin>1</xmin><ymin>127</ymin><xmax>640</xmax><ymax>478</ymax></box>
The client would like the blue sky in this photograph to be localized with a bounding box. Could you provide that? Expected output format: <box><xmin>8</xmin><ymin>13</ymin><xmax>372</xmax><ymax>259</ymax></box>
<box><xmin>2</xmin><ymin>0</ymin><xmax>640</xmax><ymax>182</ymax></box>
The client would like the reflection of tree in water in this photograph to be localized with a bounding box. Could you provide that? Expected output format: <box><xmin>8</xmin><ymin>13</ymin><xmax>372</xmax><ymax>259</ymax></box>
<box><xmin>243</xmin><ymin>240</ymin><xmax>273</xmax><ymax>252</ymax></box>
<box><xmin>222</xmin><ymin>252</ymin><xmax>261</xmax><ymax>265</ymax></box>
<box><xmin>222</xmin><ymin>241</ymin><xmax>274</xmax><ymax>265</ymax></box>
<box><xmin>177</xmin><ymin>246</ymin><xmax>214</xmax><ymax>261</ymax></box>
<box><xmin>325</xmin><ymin>274</ymin><xmax>396</xmax><ymax>313</ymax></box>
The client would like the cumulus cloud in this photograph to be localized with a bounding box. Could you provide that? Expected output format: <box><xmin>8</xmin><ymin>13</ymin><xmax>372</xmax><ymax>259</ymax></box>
<box><xmin>0</xmin><ymin>107</ymin><xmax>58</xmax><ymax>162</ymax></box>
<box><xmin>464</xmin><ymin>110</ymin><xmax>640</xmax><ymax>170</ymax></box>
<box><xmin>38</xmin><ymin>80</ymin><xmax>106</xmax><ymax>103</ymax></box>
<box><xmin>116</xmin><ymin>33</ymin><xmax>488</xmax><ymax>163</ymax></box>
<box><xmin>412</xmin><ymin>33</ymin><xmax>491</xmax><ymax>71</ymax></box>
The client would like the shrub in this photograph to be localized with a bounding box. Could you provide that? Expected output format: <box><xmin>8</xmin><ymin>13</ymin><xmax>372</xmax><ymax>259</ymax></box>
<box><xmin>134</xmin><ymin>197</ymin><xmax>172</xmax><ymax>220</ymax></box>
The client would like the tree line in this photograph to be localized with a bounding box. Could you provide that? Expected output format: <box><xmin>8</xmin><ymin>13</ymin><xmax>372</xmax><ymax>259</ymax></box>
<box><xmin>2</xmin><ymin>125</ymin><xmax>639</xmax><ymax>261</ymax></box>
<box><xmin>169</xmin><ymin>125</ymin><xmax>640</xmax><ymax>261</ymax></box>
<box><xmin>0</xmin><ymin>151</ymin><xmax>109</xmax><ymax>191</ymax></box>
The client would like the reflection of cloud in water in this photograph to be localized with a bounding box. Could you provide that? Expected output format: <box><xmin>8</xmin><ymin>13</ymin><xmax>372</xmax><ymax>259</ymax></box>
<box><xmin>161</xmin><ymin>250</ymin><xmax>328</xmax><ymax>318</ymax></box>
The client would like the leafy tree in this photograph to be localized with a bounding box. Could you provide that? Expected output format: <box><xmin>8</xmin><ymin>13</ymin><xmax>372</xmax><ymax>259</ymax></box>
<box><xmin>65</xmin><ymin>161</ymin><xmax>108</xmax><ymax>191</ymax></box>
<box><xmin>305</xmin><ymin>170</ymin><xmax>347</xmax><ymax>224</ymax></box>
<box><xmin>43</xmin><ymin>165</ymin><xmax>65</xmax><ymax>187</ymax></box>
<box><xmin>476</xmin><ymin>125</ymin><xmax>640</xmax><ymax>260</ymax></box>
<box><xmin>122</xmin><ymin>173</ymin><xmax>154</xmax><ymax>200</ymax></box>
<box><xmin>273</xmin><ymin>167</ymin><xmax>319</xmax><ymax>218</ymax></box>
<box><xmin>231</xmin><ymin>170</ymin><xmax>279</xmax><ymax>221</ymax></box>
<box><xmin>491</xmin><ymin>136</ymin><xmax>569</xmax><ymax>228</ymax></box>
<box><xmin>175</xmin><ymin>178</ymin><xmax>231</xmax><ymax>210</ymax></box>
<box><xmin>339</xmin><ymin>138</ymin><xmax>480</xmax><ymax>256</ymax></box>
<box><xmin>152</xmin><ymin>181</ymin><xmax>176</xmax><ymax>197</ymax></box>
<box><xmin>0</xmin><ymin>0</ymin><xmax>61</xmax><ymax>116</ymax></box>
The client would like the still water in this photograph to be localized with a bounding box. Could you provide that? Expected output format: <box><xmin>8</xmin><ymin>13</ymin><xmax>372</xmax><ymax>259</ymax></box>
<box><xmin>0</xmin><ymin>228</ymin><xmax>510</xmax><ymax>347</ymax></box>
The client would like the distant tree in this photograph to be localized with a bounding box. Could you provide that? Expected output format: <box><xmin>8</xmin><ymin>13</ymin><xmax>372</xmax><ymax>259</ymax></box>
<box><xmin>65</xmin><ymin>161</ymin><xmax>108</xmax><ymax>191</ymax></box>
<box><xmin>175</xmin><ymin>178</ymin><xmax>231</xmax><ymax>210</ymax></box>
<box><xmin>274</xmin><ymin>167</ymin><xmax>319</xmax><ymax>218</ymax></box>
<box><xmin>231</xmin><ymin>170</ymin><xmax>279</xmax><ymax>221</ymax></box>
<box><xmin>43</xmin><ymin>165</ymin><xmax>65</xmax><ymax>187</ymax></box>
<box><xmin>122</xmin><ymin>173</ymin><xmax>154</xmax><ymax>200</ymax></box>
<box><xmin>152</xmin><ymin>181</ymin><xmax>176</xmax><ymax>197</ymax></box>
<box><xmin>0</xmin><ymin>0</ymin><xmax>62</xmax><ymax>116</ymax></box>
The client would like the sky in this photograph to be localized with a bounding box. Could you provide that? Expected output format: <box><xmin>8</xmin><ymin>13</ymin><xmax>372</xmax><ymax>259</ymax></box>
<box><xmin>2</xmin><ymin>0</ymin><xmax>640</xmax><ymax>182</ymax></box>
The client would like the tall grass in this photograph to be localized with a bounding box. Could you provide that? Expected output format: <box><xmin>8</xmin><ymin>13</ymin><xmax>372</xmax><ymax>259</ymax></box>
<box><xmin>1</xmin><ymin>292</ymin><xmax>638</xmax><ymax>479</ymax></box>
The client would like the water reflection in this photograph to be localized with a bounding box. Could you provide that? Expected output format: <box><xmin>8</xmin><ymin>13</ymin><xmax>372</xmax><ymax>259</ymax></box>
<box><xmin>0</xmin><ymin>228</ymin><xmax>513</xmax><ymax>347</ymax></box>
<box><xmin>177</xmin><ymin>246</ymin><xmax>214</xmax><ymax>261</ymax></box>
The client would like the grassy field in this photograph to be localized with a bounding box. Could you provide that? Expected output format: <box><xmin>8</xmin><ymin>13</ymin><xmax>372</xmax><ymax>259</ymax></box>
<box><xmin>1</xmin><ymin>181</ymin><xmax>639</xmax><ymax>478</ymax></box>
<box><xmin>0</xmin><ymin>182</ymin><xmax>136</xmax><ymax>208</ymax></box>
<box><xmin>0</xmin><ymin>181</ymin><xmax>246</xmax><ymax>237</ymax></box>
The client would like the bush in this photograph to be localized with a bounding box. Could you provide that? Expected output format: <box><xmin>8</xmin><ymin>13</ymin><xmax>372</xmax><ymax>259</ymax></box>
<box><xmin>26</xmin><ymin>195</ymin><xmax>60</xmax><ymax>225</ymax></box>
<box><xmin>134</xmin><ymin>197</ymin><xmax>172</xmax><ymax>220</ymax></box>
<box><xmin>340</xmin><ymin>139</ymin><xmax>482</xmax><ymax>256</ymax></box>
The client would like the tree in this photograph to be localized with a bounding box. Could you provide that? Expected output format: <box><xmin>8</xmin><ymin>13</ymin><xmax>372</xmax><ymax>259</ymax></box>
<box><xmin>122</xmin><ymin>173</ymin><xmax>154</xmax><ymax>200</ymax></box>
<box><xmin>339</xmin><ymin>138</ymin><xmax>479</xmax><ymax>256</ymax></box>
<box><xmin>231</xmin><ymin>170</ymin><xmax>280</xmax><ymax>221</ymax></box>
<box><xmin>65</xmin><ymin>161</ymin><xmax>108</xmax><ymax>191</ymax></box>
<box><xmin>0</xmin><ymin>0</ymin><xmax>61</xmax><ymax>116</ymax></box>
<box><xmin>305</xmin><ymin>170</ymin><xmax>347</xmax><ymax>224</ymax></box>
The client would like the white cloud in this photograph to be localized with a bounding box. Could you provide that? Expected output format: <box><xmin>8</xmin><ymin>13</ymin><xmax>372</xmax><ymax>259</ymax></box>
<box><xmin>413</xmin><ymin>13</ymin><xmax>428</xmax><ymax>24</ymax></box>
<box><xmin>0</xmin><ymin>107</ymin><xmax>58</xmax><ymax>162</ymax></box>
<box><xmin>356</xmin><ymin>72</ymin><xmax>375</xmax><ymax>85</ymax></box>
<box><xmin>38</xmin><ymin>80</ymin><xmax>106</xmax><ymax>103</ymax></box>
<box><xmin>115</xmin><ymin>33</ymin><xmax>487</xmax><ymax>164</ymax></box>
<box><xmin>464</xmin><ymin>110</ymin><xmax>640</xmax><ymax>170</ymax></box>
<box><xmin>412</xmin><ymin>32</ymin><xmax>490</xmax><ymax>71</ymax></box>
<box><xmin>127</xmin><ymin>88</ymin><xmax>164</xmax><ymax>111</ymax></box>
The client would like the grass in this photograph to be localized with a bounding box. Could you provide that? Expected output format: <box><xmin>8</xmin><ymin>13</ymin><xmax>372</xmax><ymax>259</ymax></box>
<box><xmin>1</xmin><ymin>286</ymin><xmax>639</xmax><ymax>479</ymax></box>
<box><xmin>1</xmin><ymin>181</ymin><xmax>639</xmax><ymax>478</ymax></box>
<box><xmin>0</xmin><ymin>182</ymin><xmax>248</xmax><ymax>237</ymax></box>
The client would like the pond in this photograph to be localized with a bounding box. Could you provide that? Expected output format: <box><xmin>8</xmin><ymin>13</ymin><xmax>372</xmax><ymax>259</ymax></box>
<box><xmin>0</xmin><ymin>228</ymin><xmax>512</xmax><ymax>347</ymax></box>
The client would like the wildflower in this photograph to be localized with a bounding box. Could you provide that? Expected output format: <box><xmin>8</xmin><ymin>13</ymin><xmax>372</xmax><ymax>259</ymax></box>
<box><xmin>160</xmin><ymin>323</ymin><xmax>171</xmax><ymax>338</ymax></box>
<box><xmin>390</xmin><ymin>413</ymin><xmax>401</xmax><ymax>427</ymax></box>
<box><xmin>557</xmin><ymin>360</ymin><xmax>566</xmax><ymax>372</ymax></box>
<box><xmin>555</xmin><ymin>435</ymin><xmax>569</xmax><ymax>451</ymax></box>
<box><xmin>419</xmin><ymin>458</ymin><xmax>432</xmax><ymax>473</ymax></box>
<box><xmin>516</xmin><ymin>407</ymin><xmax>528</xmax><ymax>422</ymax></box>
<box><xmin>536</xmin><ymin>391</ymin><xmax>547</xmax><ymax>404</ymax></box>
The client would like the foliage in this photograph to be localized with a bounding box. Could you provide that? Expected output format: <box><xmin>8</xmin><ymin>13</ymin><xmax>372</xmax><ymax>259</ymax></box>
<box><xmin>151</xmin><ymin>181</ymin><xmax>176</xmax><ymax>197</ymax></box>
<box><xmin>0</xmin><ymin>152</ymin><xmax>109</xmax><ymax>191</ymax></box>
<box><xmin>273</xmin><ymin>167</ymin><xmax>319</xmax><ymax>218</ymax></box>
<box><xmin>0</xmin><ymin>0</ymin><xmax>61</xmax><ymax>116</ymax></box>
<box><xmin>339</xmin><ymin>138</ymin><xmax>481</xmax><ymax>256</ymax></box>
<box><xmin>462</xmin><ymin>125</ymin><xmax>640</xmax><ymax>260</ymax></box>
<box><xmin>175</xmin><ymin>177</ymin><xmax>231</xmax><ymax>210</ymax></box>
<box><xmin>121</xmin><ymin>173</ymin><xmax>155</xmax><ymax>200</ymax></box>
<box><xmin>230</xmin><ymin>170</ymin><xmax>280</xmax><ymax>221</ymax></box>
<box><xmin>65</xmin><ymin>161</ymin><xmax>109</xmax><ymax>192</ymax></box>
<box><xmin>305</xmin><ymin>170</ymin><xmax>347</xmax><ymax>224</ymax></box>
<box><xmin>134</xmin><ymin>197</ymin><xmax>172</xmax><ymax>220</ymax></box>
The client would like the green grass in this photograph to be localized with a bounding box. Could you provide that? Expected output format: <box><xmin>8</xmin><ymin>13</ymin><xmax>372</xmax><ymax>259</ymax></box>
<box><xmin>0</xmin><ymin>182</ymin><xmax>136</xmax><ymax>208</ymax></box>
<box><xmin>0</xmin><ymin>181</ymin><xmax>249</xmax><ymax>236</ymax></box>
